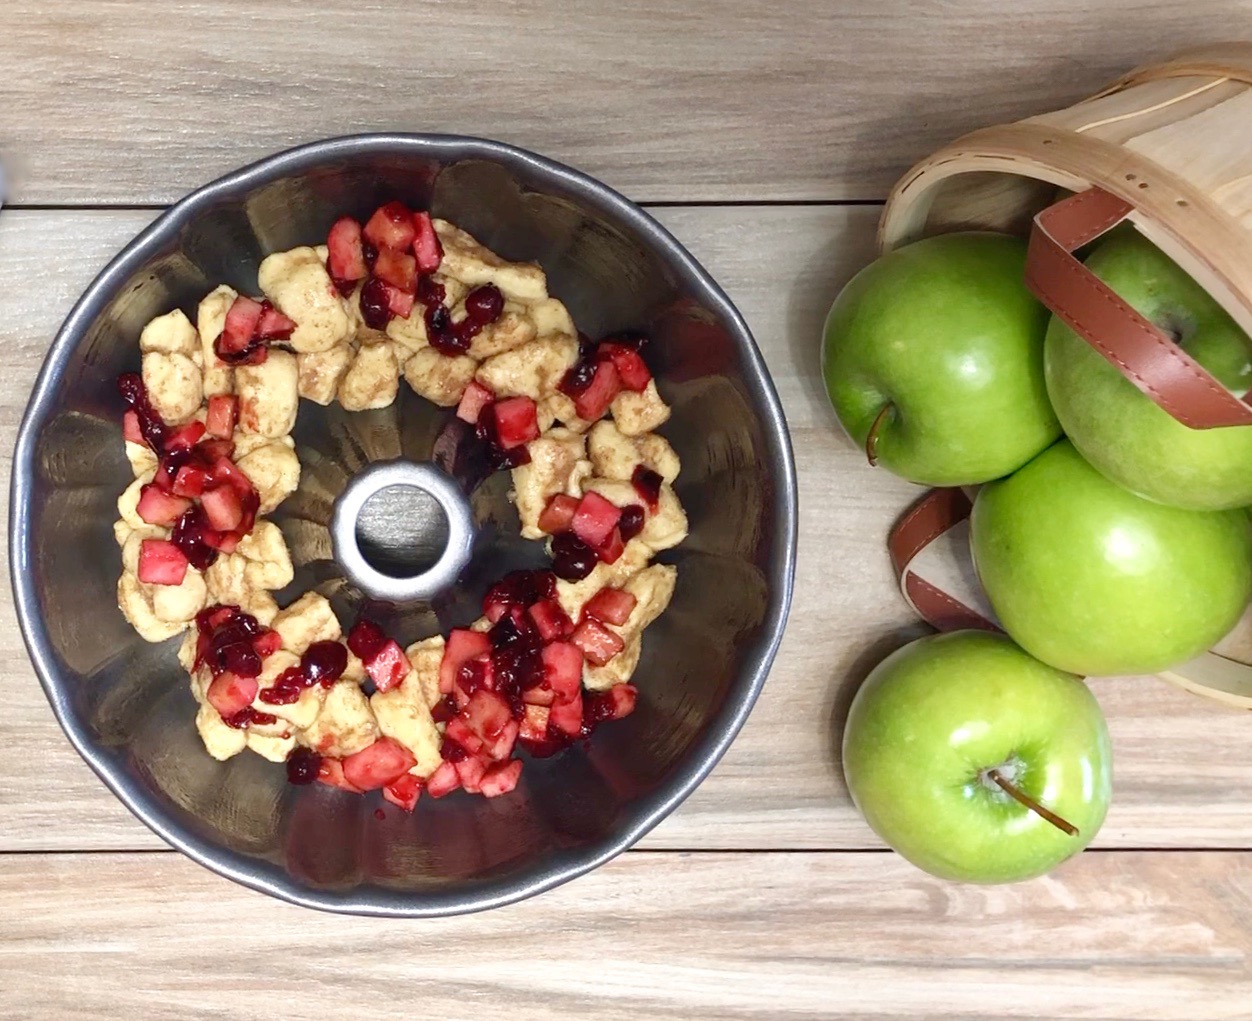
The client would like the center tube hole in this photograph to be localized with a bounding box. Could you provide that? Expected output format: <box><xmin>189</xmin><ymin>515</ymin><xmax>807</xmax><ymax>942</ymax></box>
<box><xmin>355</xmin><ymin>484</ymin><xmax>450</xmax><ymax>579</ymax></box>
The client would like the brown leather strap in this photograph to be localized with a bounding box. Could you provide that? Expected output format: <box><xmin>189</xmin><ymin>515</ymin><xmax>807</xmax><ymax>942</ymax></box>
<box><xmin>888</xmin><ymin>488</ymin><xmax>998</xmax><ymax>633</ymax></box>
<box><xmin>1024</xmin><ymin>187</ymin><xmax>1252</xmax><ymax>429</ymax></box>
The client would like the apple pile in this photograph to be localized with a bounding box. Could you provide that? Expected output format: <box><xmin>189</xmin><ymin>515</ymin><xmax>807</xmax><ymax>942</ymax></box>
<box><xmin>822</xmin><ymin>228</ymin><xmax>1252</xmax><ymax>883</ymax></box>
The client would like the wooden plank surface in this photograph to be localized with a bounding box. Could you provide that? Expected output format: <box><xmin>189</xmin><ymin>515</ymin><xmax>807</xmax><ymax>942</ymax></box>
<box><xmin>2</xmin><ymin>849</ymin><xmax>1250</xmax><ymax>1020</ymax></box>
<box><xmin>1</xmin><ymin>2</ymin><xmax>1249</xmax><ymax>204</ymax></box>
<box><xmin>3</xmin><ymin>206</ymin><xmax>1252</xmax><ymax>853</ymax></box>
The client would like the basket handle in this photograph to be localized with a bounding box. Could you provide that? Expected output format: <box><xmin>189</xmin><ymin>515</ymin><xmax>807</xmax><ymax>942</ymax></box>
<box><xmin>1024</xmin><ymin>187</ymin><xmax>1252</xmax><ymax>429</ymax></box>
<box><xmin>887</xmin><ymin>487</ymin><xmax>997</xmax><ymax>633</ymax></box>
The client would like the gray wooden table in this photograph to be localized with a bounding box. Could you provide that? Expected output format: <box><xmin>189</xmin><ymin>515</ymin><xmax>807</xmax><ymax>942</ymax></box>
<box><xmin>3</xmin><ymin>4</ymin><xmax>1252</xmax><ymax>1017</ymax></box>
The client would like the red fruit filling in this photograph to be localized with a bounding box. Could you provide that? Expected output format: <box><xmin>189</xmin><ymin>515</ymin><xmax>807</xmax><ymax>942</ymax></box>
<box><xmin>317</xmin><ymin>757</ymin><xmax>363</xmax><ymax>793</ymax></box>
<box><xmin>123</xmin><ymin>409</ymin><xmax>144</xmax><ymax>445</ymax></box>
<box><xmin>490</xmin><ymin>396</ymin><xmax>540</xmax><ymax>450</ymax></box>
<box><xmin>256</xmin><ymin>303</ymin><xmax>297</xmax><ymax>342</ymax></box>
<box><xmin>358</xmin><ymin>276</ymin><xmax>393</xmax><ymax>331</ymax></box>
<box><xmin>537</xmin><ymin>493</ymin><xmax>579</xmax><ymax>535</ymax></box>
<box><xmin>117</xmin><ymin>373</ymin><xmax>168</xmax><ymax>451</ymax></box>
<box><xmin>456</xmin><ymin>380</ymin><xmax>495</xmax><ymax>424</ymax></box>
<box><xmin>363</xmin><ymin>201</ymin><xmax>418</xmax><ymax>253</ymax></box>
<box><xmin>137</xmin><ymin>538</ymin><xmax>189</xmax><ymax>585</ymax></box>
<box><xmin>206</xmin><ymin>671</ymin><xmax>260</xmax><ymax>718</ymax></box>
<box><xmin>383</xmin><ymin>773</ymin><xmax>422</xmax><ymax>812</ymax></box>
<box><xmin>136</xmin><ymin>484</ymin><xmax>192</xmax><ymax>527</ymax></box>
<box><xmin>163</xmin><ymin>420</ymin><xmax>207</xmax><ymax>451</ymax></box>
<box><xmin>412</xmin><ymin>212</ymin><xmax>443</xmax><ymax>273</ymax></box>
<box><xmin>583</xmin><ymin>587</ymin><xmax>637</xmax><ymax>627</ymax></box>
<box><xmin>550</xmin><ymin>532</ymin><xmax>598</xmax><ymax>582</ymax></box>
<box><xmin>374</xmin><ymin>247</ymin><xmax>418</xmax><ymax>294</ymax></box>
<box><xmin>631</xmin><ymin>464</ymin><xmax>663</xmax><ymax>511</ymax></box>
<box><xmin>571</xmin><ymin>491</ymin><xmax>622</xmax><ymax>549</ymax></box>
<box><xmin>342</xmin><ymin>737</ymin><xmax>417</xmax><ymax>791</ymax></box>
<box><xmin>440</xmin><ymin>628</ymin><xmax>493</xmax><ymax>694</ymax></box>
<box><xmin>326</xmin><ymin>216</ymin><xmax>367</xmax><ymax>292</ymax></box>
<box><xmin>570</xmin><ymin>618</ymin><xmax>625</xmax><ymax>666</ymax></box>
<box><xmin>599</xmin><ymin>341</ymin><xmax>652</xmax><ymax>392</ymax></box>
<box><xmin>204</xmin><ymin>395</ymin><xmax>238</xmax><ymax>438</ymax></box>
<box><xmin>618</xmin><ymin>504</ymin><xmax>646</xmax><ymax>541</ymax></box>
<box><xmin>285</xmin><ymin>747</ymin><xmax>322</xmax><ymax>785</ymax></box>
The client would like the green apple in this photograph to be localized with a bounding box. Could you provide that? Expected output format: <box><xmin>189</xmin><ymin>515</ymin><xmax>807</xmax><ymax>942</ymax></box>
<box><xmin>1045</xmin><ymin>227</ymin><xmax>1252</xmax><ymax>509</ymax></box>
<box><xmin>972</xmin><ymin>439</ymin><xmax>1252</xmax><ymax>676</ymax></box>
<box><xmin>842</xmin><ymin>629</ymin><xmax>1111</xmax><ymax>884</ymax></box>
<box><xmin>821</xmin><ymin>232</ymin><xmax>1060</xmax><ymax>486</ymax></box>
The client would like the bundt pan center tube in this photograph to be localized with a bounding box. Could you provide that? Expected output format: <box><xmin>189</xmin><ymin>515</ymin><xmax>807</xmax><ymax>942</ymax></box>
<box><xmin>10</xmin><ymin>134</ymin><xmax>797</xmax><ymax>916</ymax></box>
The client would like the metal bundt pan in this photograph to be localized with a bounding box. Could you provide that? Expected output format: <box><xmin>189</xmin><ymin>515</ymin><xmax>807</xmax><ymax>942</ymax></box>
<box><xmin>10</xmin><ymin>135</ymin><xmax>797</xmax><ymax>915</ymax></box>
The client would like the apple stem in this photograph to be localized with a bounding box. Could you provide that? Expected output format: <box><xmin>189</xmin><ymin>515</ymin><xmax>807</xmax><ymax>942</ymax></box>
<box><xmin>864</xmin><ymin>403</ymin><xmax>893</xmax><ymax>467</ymax></box>
<box><xmin>987</xmin><ymin>770</ymin><xmax>1079</xmax><ymax>837</ymax></box>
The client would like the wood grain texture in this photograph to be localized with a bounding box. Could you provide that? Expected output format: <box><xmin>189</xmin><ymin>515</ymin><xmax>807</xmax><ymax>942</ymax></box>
<box><xmin>3</xmin><ymin>207</ymin><xmax>1252</xmax><ymax>853</ymax></box>
<box><xmin>2</xmin><ymin>850</ymin><xmax>1251</xmax><ymax>1020</ymax></box>
<box><xmin>0</xmin><ymin>2</ymin><xmax>1248</xmax><ymax>204</ymax></box>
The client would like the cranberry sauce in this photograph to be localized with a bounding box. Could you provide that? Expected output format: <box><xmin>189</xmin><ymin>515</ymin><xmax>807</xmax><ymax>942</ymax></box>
<box><xmin>618</xmin><ymin>504</ymin><xmax>646</xmax><ymax>542</ymax></box>
<box><xmin>551</xmin><ymin>532</ymin><xmax>598</xmax><ymax>581</ymax></box>
<box><xmin>117</xmin><ymin>372</ymin><xmax>167</xmax><ymax>451</ymax></box>
<box><xmin>631</xmin><ymin>465</ymin><xmax>663</xmax><ymax>510</ymax></box>
<box><xmin>285</xmin><ymin>747</ymin><xmax>322</xmax><ymax>785</ymax></box>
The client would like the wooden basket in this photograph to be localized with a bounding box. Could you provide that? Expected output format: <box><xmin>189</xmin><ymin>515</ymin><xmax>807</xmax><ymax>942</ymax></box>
<box><xmin>877</xmin><ymin>43</ymin><xmax>1252</xmax><ymax>707</ymax></box>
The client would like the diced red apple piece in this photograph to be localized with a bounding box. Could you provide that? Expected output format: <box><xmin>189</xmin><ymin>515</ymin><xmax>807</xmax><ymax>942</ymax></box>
<box><xmin>366</xmin><ymin>638</ymin><xmax>410</xmax><ymax>693</ymax></box>
<box><xmin>445</xmin><ymin>717</ymin><xmax>484</xmax><ymax>756</ymax></box>
<box><xmin>374</xmin><ymin>248</ymin><xmax>418</xmax><ymax>294</ymax></box>
<box><xmin>439</xmin><ymin>628</ymin><xmax>492</xmax><ymax>694</ymax></box>
<box><xmin>522</xmin><ymin>685</ymin><xmax>555</xmax><ymax>707</ymax></box>
<box><xmin>412</xmin><ymin>211</ymin><xmax>443</xmax><ymax>273</ymax></box>
<box><xmin>464</xmin><ymin>689</ymin><xmax>511</xmax><ymax>742</ymax></box>
<box><xmin>595</xmin><ymin>526</ymin><xmax>625</xmax><ymax>565</ymax></box>
<box><xmin>572</xmin><ymin>491</ymin><xmax>622</xmax><ymax>550</ymax></box>
<box><xmin>342</xmin><ymin>737</ymin><xmax>417</xmax><ymax>791</ymax></box>
<box><xmin>136</xmin><ymin>484</ymin><xmax>192</xmax><ymax>527</ymax></box>
<box><xmin>209</xmin><ymin>457</ymin><xmax>255</xmax><ymax>497</ymax></box>
<box><xmin>589</xmin><ymin>683</ymin><xmax>638</xmax><ymax>722</ymax></box>
<box><xmin>548</xmin><ymin>693</ymin><xmax>583</xmax><ymax>736</ymax></box>
<box><xmin>201</xmin><ymin>484</ymin><xmax>244</xmax><ymax>532</ymax></box>
<box><xmin>123</xmin><ymin>410</ymin><xmax>144</xmax><ymax>445</ymax></box>
<box><xmin>599</xmin><ymin>343</ymin><xmax>652</xmax><ymax>392</ymax></box>
<box><xmin>529</xmin><ymin>598</ymin><xmax>573</xmax><ymax>641</ymax></box>
<box><xmin>453</xmin><ymin>754</ymin><xmax>488</xmax><ymax>794</ymax></box>
<box><xmin>163</xmin><ymin>420</ymin><xmax>206</xmax><ymax>451</ymax></box>
<box><xmin>172</xmin><ymin>464</ymin><xmax>209</xmax><ymax>498</ymax></box>
<box><xmin>479</xmin><ymin>760</ymin><xmax>522</xmax><ymax>798</ymax></box>
<box><xmin>137</xmin><ymin>538</ymin><xmax>189</xmax><ymax>585</ymax></box>
<box><xmin>456</xmin><ymin>381</ymin><xmax>495</xmax><ymax>425</ymax></box>
<box><xmin>572</xmin><ymin>360</ymin><xmax>621</xmax><ymax>421</ymax></box>
<box><xmin>382</xmin><ymin>282</ymin><xmax>415</xmax><ymax>318</ymax></box>
<box><xmin>426</xmin><ymin>760</ymin><xmax>462</xmax><ymax>799</ymax></box>
<box><xmin>364</xmin><ymin>201</ymin><xmax>417</xmax><ymax>252</ymax></box>
<box><xmin>198</xmin><ymin>438</ymin><xmax>235</xmax><ymax>463</ymax></box>
<box><xmin>317</xmin><ymin>757</ymin><xmax>364</xmax><ymax>793</ymax></box>
<box><xmin>204</xmin><ymin>529</ymin><xmax>239</xmax><ymax>553</ymax></box>
<box><xmin>326</xmin><ymin>216</ymin><xmax>368</xmax><ymax>285</ymax></box>
<box><xmin>256</xmin><ymin>302</ymin><xmax>297</xmax><ymax>341</ymax></box>
<box><xmin>583</xmin><ymin>587</ymin><xmax>637</xmax><ymax>626</ymax></box>
<box><xmin>220</xmin><ymin>296</ymin><xmax>265</xmax><ymax>354</ymax></box>
<box><xmin>541</xmin><ymin>641</ymin><xmax>584</xmax><ymax>704</ymax></box>
<box><xmin>537</xmin><ymin>494</ymin><xmax>579</xmax><ymax>535</ymax></box>
<box><xmin>480</xmin><ymin>718</ymin><xmax>519</xmax><ymax>762</ymax></box>
<box><xmin>206</xmin><ymin>671</ymin><xmax>259</xmax><ymax>718</ymax></box>
<box><xmin>455</xmin><ymin>654</ymin><xmax>495</xmax><ymax>701</ymax></box>
<box><xmin>382</xmin><ymin>773</ymin><xmax>421</xmax><ymax>812</ymax></box>
<box><xmin>204</xmin><ymin>395</ymin><xmax>238</xmax><ymax>439</ymax></box>
<box><xmin>491</xmin><ymin>397</ymin><xmax>540</xmax><ymax>450</ymax></box>
<box><xmin>520</xmin><ymin>704</ymin><xmax>550</xmax><ymax>742</ymax></box>
<box><xmin>571</xmin><ymin>618</ymin><xmax>625</xmax><ymax>666</ymax></box>
<box><xmin>251</xmin><ymin>630</ymin><xmax>282</xmax><ymax>658</ymax></box>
